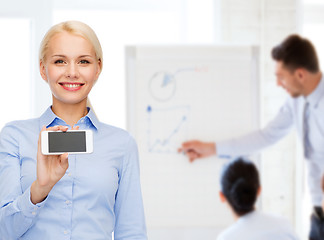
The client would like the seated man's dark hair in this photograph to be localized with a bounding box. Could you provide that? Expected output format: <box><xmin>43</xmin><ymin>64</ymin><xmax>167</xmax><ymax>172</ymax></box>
<box><xmin>220</xmin><ymin>158</ymin><xmax>260</xmax><ymax>216</ymax></box>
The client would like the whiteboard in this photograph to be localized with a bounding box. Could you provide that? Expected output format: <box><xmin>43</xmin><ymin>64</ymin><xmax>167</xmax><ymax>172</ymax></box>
<box><xmin>126</xmin><ymin>45</ymin><xmax>260</xmax><ymax>239</ymax></box>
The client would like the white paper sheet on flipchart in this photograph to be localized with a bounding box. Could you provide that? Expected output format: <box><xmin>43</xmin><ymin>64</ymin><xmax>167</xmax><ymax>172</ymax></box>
<box><xmin>126</xmin><ymin>46</ymin><xmax>259</xmax><ymax>228</ymax></box>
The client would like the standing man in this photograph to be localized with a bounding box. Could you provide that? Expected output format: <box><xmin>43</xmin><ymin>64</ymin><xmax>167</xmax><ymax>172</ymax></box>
<box><xmin>179</xmin><ymin>34</ymin><xmax>324</xmax><ymax>239</ymax></box>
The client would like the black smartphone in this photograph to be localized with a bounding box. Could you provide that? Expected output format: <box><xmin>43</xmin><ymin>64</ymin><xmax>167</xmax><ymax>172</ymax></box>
<box><xmin>41</xmin><ymin>130</ymin><xmax>93</xmax><ymax>155</ymax></box>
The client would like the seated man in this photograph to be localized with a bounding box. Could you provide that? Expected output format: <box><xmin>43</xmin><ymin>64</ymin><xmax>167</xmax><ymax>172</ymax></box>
<box><xmin>217</xmin><ymin>158</ymin><xmax>298</xmax><ymax>240</ymax></box>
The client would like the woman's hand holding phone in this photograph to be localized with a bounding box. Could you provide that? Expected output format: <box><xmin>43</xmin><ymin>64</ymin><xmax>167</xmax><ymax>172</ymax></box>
<box><xmin>30</xmin><ymin>125</ymin><xmax>79</xmax><ymax>204</ymax></box>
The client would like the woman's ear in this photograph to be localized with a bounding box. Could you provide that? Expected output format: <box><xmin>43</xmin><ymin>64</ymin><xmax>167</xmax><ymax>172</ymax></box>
<box><xmin>95</xmin><ymin>59</ymin><xmax>102</xmax><ymax>80</ymax></box>
<box><xmin>40</xmin><ymin>61</ymin><xmax>48</xmax><ymax>82</ymax></box>
<box><xmin>219</xmin><ymin>191</ymin><xmax>226</xmax><ymax>203</ymax></box>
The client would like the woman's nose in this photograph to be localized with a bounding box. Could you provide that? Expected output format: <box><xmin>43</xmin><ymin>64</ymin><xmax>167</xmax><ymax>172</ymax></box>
<box><xmin>65</xmin><ymin>63</ymin><xmax>79</xmax><ymax>79</ymax></box>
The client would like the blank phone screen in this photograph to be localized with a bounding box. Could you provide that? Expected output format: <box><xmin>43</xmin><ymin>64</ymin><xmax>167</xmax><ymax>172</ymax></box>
<box><xmin>48</xmin><ymin>131</ymin><xmax>86</xmax><ymax>153</ymax></box>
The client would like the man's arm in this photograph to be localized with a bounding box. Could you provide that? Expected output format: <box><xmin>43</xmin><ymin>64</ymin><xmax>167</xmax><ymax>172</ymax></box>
<box><xmin>179</xmin><ymin>99</ymin><xmax>294</xmax><ymax>161</ymax></box>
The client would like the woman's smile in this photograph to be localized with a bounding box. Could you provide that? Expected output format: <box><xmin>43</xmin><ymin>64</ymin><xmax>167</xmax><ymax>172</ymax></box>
<box><xmin>59</xmin><ymin>82</ymin><xmax>85</xmax><ymax>91</ymax></box>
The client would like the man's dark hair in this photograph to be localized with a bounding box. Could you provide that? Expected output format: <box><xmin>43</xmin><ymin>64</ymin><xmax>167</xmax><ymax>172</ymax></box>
<box><xmin>271</xmin><ymin>34</ymin><xmax>319</xmax><ymax>73</ymax></box>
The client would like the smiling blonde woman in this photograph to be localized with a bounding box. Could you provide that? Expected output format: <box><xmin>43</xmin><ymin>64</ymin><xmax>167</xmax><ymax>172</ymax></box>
<box><xmin>0</xmin><ymin>21</ymin><xmax>147</xmax><ymax>240</ymax></box>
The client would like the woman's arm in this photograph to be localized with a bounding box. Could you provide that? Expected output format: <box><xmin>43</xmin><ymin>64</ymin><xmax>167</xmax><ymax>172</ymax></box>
<box><xmin>0</xmin><ymin>124</ymin><xmax>44</xmax><ymax>238</ymax></box>
<box><xmin>114</xmin><ymin>136</ymin><xmax>147</xmax><ymax>240</ymax></box>
<box><xmin>30</xmin><ymin>125</ymin><xmax>70</xmax><ymax>204</ymax></box>
<box><xmin>0</xmin><ymin>124</ymin><xmax>74</xmax><ymax>239</ymax></box>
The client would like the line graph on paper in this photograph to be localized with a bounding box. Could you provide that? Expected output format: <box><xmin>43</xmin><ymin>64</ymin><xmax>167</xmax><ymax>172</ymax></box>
<box><xmin>146</xmin><ymin>105</ymin><xmax>190</xmax><ymax>154</ymax></box>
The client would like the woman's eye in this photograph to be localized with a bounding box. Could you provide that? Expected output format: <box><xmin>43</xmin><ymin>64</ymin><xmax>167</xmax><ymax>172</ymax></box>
<box><xmin>54</xmin><ymin>60</ymin><xmax>64</xmax><ymax>64</ymax></box>
<box><xmin>80</xmin><ymin>60</ymin><xmax>90</xmax><ymax>64</ymax></box>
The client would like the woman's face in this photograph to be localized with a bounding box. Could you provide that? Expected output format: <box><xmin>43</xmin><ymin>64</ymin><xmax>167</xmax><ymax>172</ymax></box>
<box><xmin>40</xmin><ymin>32</ymin><xmax>101</xmax><ymax>106</ymax></box>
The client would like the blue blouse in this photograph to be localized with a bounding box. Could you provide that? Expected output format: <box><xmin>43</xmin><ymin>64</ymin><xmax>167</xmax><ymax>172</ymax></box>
<box><xmin>0</xmin><ymin>107</ymin><xmax>147</xmax><ymax>240</ymax></box>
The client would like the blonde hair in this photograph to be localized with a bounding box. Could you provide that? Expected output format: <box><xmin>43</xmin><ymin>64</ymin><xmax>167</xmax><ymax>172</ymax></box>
<box><xmin>39</xmin><ymin>21</ymin><xmax>103</xmax><ymax>72</ymax></box>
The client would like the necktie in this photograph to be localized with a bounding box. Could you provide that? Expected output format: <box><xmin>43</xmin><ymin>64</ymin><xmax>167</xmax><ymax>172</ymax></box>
<box><xmin>303</xmin><ymin>101</ymin><xmax>311</xmax><ymax>158</ymax></box>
